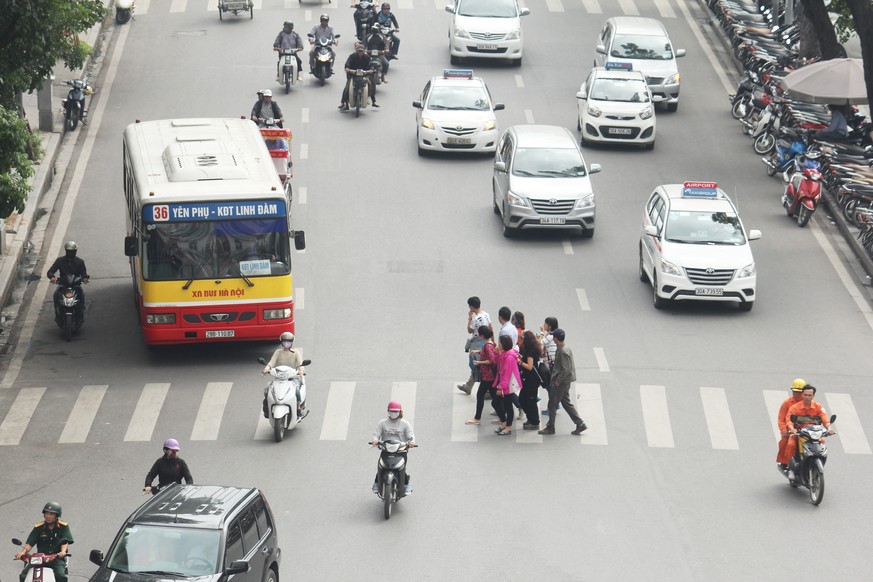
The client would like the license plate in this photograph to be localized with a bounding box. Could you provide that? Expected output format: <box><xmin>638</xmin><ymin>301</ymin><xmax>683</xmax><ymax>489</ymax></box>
<box><xmin>225</xmin><ymin>2</ymin><xmax>246</xmax><ymax>7</ymax></box>
<box><xmin>476</xmin><ymin>44</ymin><xmax>498</xmax><ymax>50</ymax></box>
<box><xmin>608</xmin><ymin>128</ymin><xmax>632</xmax><ymax>135</ymax></box>
<box><xmin>206</xmin><ymin>330</ymin><xmax>235</xmax><ymax>338</ymax></box>
<box><xmin>446</xmin><ymin>137</ymin><xmax>472</xmax><ymax>144</ymax></box>
<box><xmin>540</xmin><ymin>217</ymin><xmax>566</xmax><ymax>225</ymax></box>
<box><xmin>695</xmin><ymin>288</ymin><xmax>724</xmax><ymax>296</ymax></box>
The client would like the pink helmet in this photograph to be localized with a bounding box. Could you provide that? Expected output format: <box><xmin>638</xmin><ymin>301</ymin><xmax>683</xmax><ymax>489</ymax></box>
<box><xmin>387</xmin><ymin>401</ymin><xmax>402</xmax><ymax>412</ymax></box>
<box><xmin>163</xmin><ymin>438</ymin><xmax>181</xmax><ymax>451</ymax></box>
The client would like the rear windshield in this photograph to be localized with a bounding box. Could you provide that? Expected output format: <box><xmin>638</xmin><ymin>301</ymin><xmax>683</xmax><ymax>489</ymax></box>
<box><xmin>611</xmin><ymin>34</ymin><xmax>674</xmax><ymax>60</ymax></box>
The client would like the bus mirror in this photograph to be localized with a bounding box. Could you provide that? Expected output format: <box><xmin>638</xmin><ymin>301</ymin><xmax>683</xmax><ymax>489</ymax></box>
<box><xmin>124</xmin><ymin>236</ymin><xmax>138</xmax><ymax>257</ymax></box>
<box><xmin>294</xmin><ymin>231</ymin><xmax>306</xmax><ymax>251</ymax></box>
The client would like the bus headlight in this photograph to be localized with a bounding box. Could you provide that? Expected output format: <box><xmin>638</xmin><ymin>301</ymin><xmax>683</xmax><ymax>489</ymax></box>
<box><xmin>146</xmin><ymin>313</ymin><xmax>176</xmax><ymax>324</ymax></box>
<box><xmin>263</xmin><ymin>308</ymin><xmax>291</xmax><ymax>320</ymax></box>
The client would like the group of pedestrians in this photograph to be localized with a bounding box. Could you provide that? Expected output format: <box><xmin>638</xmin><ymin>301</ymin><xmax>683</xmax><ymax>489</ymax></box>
<box><xmin>457</xmin><ymin>297</ymin><xmax>588</xmax><ymax>436</ymax></box>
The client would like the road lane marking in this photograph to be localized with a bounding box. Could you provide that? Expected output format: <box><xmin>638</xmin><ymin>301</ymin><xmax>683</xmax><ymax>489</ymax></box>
<box><xmin>700</xmin><ymin>387</ymin><xmax>739</xmax><ymax>450</ymax></box>
<box><xmin>546</xmin><ymin>0</ymin><xmax>564</xmax><ymax>12</ymax></box>
<box><xmin>825</xmin><ymin>393</ymin><xmax>872</xmax><ymax>454</ymax></box>
<box><xmin>641</xmin><ymin>385</ymin><xmax>674</xmax><ymax>448</ymax></box>
<box><xmin>581</xmin><ymin>0</ymin><xmax>602</xmax><ymax>13</ymax></box>
<box><xmin>300</xmin><ymin>143</ymin><xmax>309</xmax><ymax>159</ymax></box>
<box><xmin>514</xmin><ymin>75</ymin><xmax>524</xmax><ymax>88</ymax></box>
<box><xmin>138</xmin><ymin>0</ymin><xmax>150</xmax><ymax>14</ymax></box>
<box><xmin>654</xmin><ymin>0</ymin><xmax>676</xmax><ymax>18</ymax></box>
<box><xmin>617</xmin><ymin>0</ymin><xmax>639</xmax><ymax>15</ymax></box>
<box><xmin>59</xmin><ymin>385</ymin><xmax>107</xmax><ymax>444</ymax></box>
<box><xmin>562</xmin><ymin>239</ymin><xmax>574</xmax><ymax>254</ymax></box>
<box><xmin>124</xmin><ymin>383</ymin><xmax>170</xmax><ymax>442</ymax></box>
<box><xmin>451</xmin><ymin>386</ymin><xmax>478</xmax><ymax>442</ymax></box>
<box><xmin>170</xmin><ymin>0</ymin><xmax>187</xmax><ymax>13</ymax></box>
<box><xmin>810</xmin><ymin>222</ymin><xmax>873</xmax><ymax>333</ymax></box>
<box><xmin>301</xmin><ymin>107</ymin><xmax>310</xmax><ymax>123</ymax></box>
<box><xmin>320</xmin><ymin>381</ymin><xmax>355</xmax><ymax>440</ymax></box>
<box><xmin>577</xmin><ymin>383</ymin><xmax>607</xmax><ymax>445</ymax></box>
<box><xmin>762</xmin><ymin>390</ymin><xmax>786</xmax><ymax>442</ymax></box>
<box><xmin>524</xmin><ymin>109</ymin><xmax>535</xmax><ymax>124</ymax></box>
<box><xmin>593</xmin><ymin>348</ymin><xmax>609</xmax><ymax>372</ymax></box>
<box><xmin>0</xmin><ymin>388</ymin><xmax>45</xmax><ymax>445</ymax></box>
<box><xmin>391</xmin><ymin>382</ymin><xmax>416</xmax><ymax>426</ymax></box>
<box><xmin>575</xmin><ymin>288</ymin><xmax>591</xmax><ymax>311</ymax></box>
<box><xmin>298</xmin><ymin>186</ymin><xmax>307</xmax><ymax>205</ymax></box>
<box><xmin>677</xmin><ymin>0</ymin><xmax>733</xmax><ymax>93</ymax></box>
<box><xmin>190</xmin><ymin>382</ymin><xmax>232</xmax><ymax>441</ymax></box>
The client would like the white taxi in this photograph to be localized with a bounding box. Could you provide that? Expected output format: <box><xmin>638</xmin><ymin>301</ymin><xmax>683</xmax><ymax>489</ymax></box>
<box><xmin>413</xmin><ymin>69</ymin><xmax>504</xmax><ymax>155</ymax></box>
<box><xmin>577</xmin><ymin>63</ymin><xmax>660</xmax><ymax>149</ymax></box>
<box><xmin>639</xmin><ymin>182</ymin><xmax>761</xmax><ymax>311</ymax></box>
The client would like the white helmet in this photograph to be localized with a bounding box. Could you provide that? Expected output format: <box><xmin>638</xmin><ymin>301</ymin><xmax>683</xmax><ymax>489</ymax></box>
<box><xmin>279</xmin><ymin>332</ymin><xmax>294</xmax><ymax>342</ymax></box>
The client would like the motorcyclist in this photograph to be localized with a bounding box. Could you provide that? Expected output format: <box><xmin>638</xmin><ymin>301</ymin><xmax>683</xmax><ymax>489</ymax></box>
<box><xmin>352</xmin><ymin>0</ymin><xmax>376</xmax><ymax>40</ymax></box>
<box><xmin>250</xmin><ymin>90</ymin><xmax>287</xmax><ymax>150</ymax></box>
<box><xmin>376</xmin><ymin>3</ymin><xmax>400</xmax><ymax>59</ymax></box>
<box><xmin>47</xmin><ymin>241</ymin><xmax>89</xmax><ymax>317</ymax></box>
<box><xmin>15</xmin><ymin>503</ymin><xmax>73</xmax><ymax>582</ymax></box>
<box><xmin>775</xmin><ymin>378</ymin><xmax>806</xmax><ymax>473</ymax></box>
<box><xmin>309</xmin><ymin>15</ymin><xmax>337</xmax><ymax>75</ymax></box>
<box><xmin>144</xmin><ymin>438</ymin><xmax>194</xmax><ymax>494</ymax></box>
<box><xmin>365</xmin><ymin>25</ymin><xmax>390</xmax><ymax>83</ymax></box>
<box><xmin>274</xmin><ymin>21</ymin><xmax>305</xmax><ymax>83</ymax></box>
<box><xmin>338</xmin><ymin>43</ymin><xmax>376</xmax><ymax>110</ymax></box>
<box><xmin>262</xmin><ymin>332</ymin><xmax>306</xmax><ymax>418</ymax></box>
<box><xmin>785</xmin><ymin>385</ymin><xmax>834</xmax><ymax>481</ymax></box>
<box><xmin>371</xmin><ymin>401</ymin><xmax>416</xmax><ymax>495</ymax></box>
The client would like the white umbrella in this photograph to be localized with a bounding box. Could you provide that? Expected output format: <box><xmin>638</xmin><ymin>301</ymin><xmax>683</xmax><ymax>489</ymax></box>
<box><xmin>780</xmin><ymin>58</ymin><xmax>868</xmax><ymax>105</ymax></box>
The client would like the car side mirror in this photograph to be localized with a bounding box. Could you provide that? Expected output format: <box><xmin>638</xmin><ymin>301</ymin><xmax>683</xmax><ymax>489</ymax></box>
<box><xmin>748</xmin><ymin>229</ymin><xmax>762</xmax><ymax>240</ymax></box>
<box><xmin>294</xmin><ymin>231</ymin><xmax>306</xmax><ymax>251</ymax></box>
<box><xmin>89</xmin><ymin>550</ymin><xmax>104</xmax><ymax>566</ymax></box>
<box><xmin>302</xmin><ymin>359</ymin><xmax>312</xmax><ymax>366</ymax></box>
<box><xmin>652</xmin><ymin>95</ymin><xmax>664</xmax><ymax>103</ymax></box>
<box><xmin>124</xmin><ymin>235</ymin><xmax>138</xmax><ymax>257</ymax></box>
<box><xmin>576</xmin><ymin>91</ymin><xmax>587</xmax><ymax>100</ymax></box>
<box><xmin>493</xmin><ymin>103</ymin><xmax>505</xmax><ymax>111</ymax></box>
<box><xmin>412</xmin><ymin>100</ymin><xmax>422</xmax><ymax>109</ymax></box>
<box><xmin>790</xmin><ymin>414</ymin><xmax>798</xmax><ymax>423</ymax></box>
<box><xmin>225</xmin><ymin>561</ymin><xmax>249</xmax><ymax>575</ymax></box>
<box><xmin>520</xmin><ymin>7</ymin><xmax>530</xmax><ymax>15</ymax></box>
<box><xmin>644</xmin><ymin>225</ymin><xmax>659</xmax><ymax>237</ymax></box>
<box><xmin>675</xmin><ymin>48</ymin><xmax>686</xmax><ymax>57</ymax></box>
<box><xmin>494</xmin><ymin>161</ymin><xmax>506</xmax><ymax>172</ymax></box>
<box><xmin>588</xmin><ymin>163</ymin><xmax>601</xmax><ymax>174</ymax></box>
<box><xmin>444</xmin><ymin>4</ymin><xmax>455</xmax><ymax>13</ymax></box>
<box><xmin>595</xmin><ymin>44</ymin><xmax>606</xmax><ymax>55</ymax></box>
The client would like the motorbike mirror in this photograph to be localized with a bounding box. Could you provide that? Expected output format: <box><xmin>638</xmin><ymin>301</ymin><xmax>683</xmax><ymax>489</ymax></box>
<box><xmin>790</xmin><ymin>414</ymin><xmax>798</xmax><ymax>423</ymax></box>
<box><xmin>226</xmin><ymin>561</ymin><xmax>249</xmax><ymax>575</ymax></box>
<box><xmin>412</xmin><ymin>100</ymin><xmax>422</xmax><ymax>109</ymax></box>
<box><xmin>830</xmin><ymin>414</ymin><xmax>837</xmax><ymax>424</ymax></box>
<box><xmin>588</xmin><ymin>163</ymin><xmax>602</xmax><ymax>174</ymax></box>
<box><xmin>494</xmin><ymin>161</ymin><xmax>506</xmax><ymax>173</ymax></box>
<box><xmin>302</xmin><ymin>359</ymin><xmax>312</xmax><ymax>366</ymax></box>
<box><xmin>307</xmin><ymin>34</ymin><xmax>314</xmax><ymax>38</ymax></box>
<box><xmin>335</xmin><ymin>34</ymin><xmax>341</xmax><ymax>39</ymax></box>
<box><xmin>89</xmin><ymin>549</ymin><xmax>104</xmax><ymax>567</ymax></box>
<box><xmin>124</xmin><ymin>235</ymin><xmax>138</xmax><ymax>257</ymax></box>
<box><xmin>748</xmin><ymin>229</ymin><xmax>762</xmax><ymax>240</ymax></box>
<box><xmin>493</xmin><ymin>103</ymin><xmax>505</xmax><ymax>111</ymax></box>
<box><xmin>293</xmin><ymin>231</ymin><xmax>306</xmax><ymax>250</ymax></box>
<box><xmin>258</xmin><ymin>357</ymin><xmax>267</xmax><ymax>365</ymax></box>
<box><xmin>444</xmin><ymin>4</ymin><xmax>455</xmax><ymax>13</ymax></box>
<box><xmin>675</xmin><ymin>48</ymin><xmax>687</xmax><ymax>58</ymax></box>
<box><xmin>12</xmin><ymin>538</ymin><xmax>23</xmax><ymax>546</ymax></box>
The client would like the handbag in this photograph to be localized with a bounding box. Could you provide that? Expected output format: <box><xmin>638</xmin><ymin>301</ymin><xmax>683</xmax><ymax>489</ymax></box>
<box><xmin>534</xmin><ymin>361</ymin><xmax>551</xmax><ymax>387</ymax></box>
<box><xmin>508</xmin><ymin>371</ymin><xmax>521</xmax><ymax>394</ymax></box>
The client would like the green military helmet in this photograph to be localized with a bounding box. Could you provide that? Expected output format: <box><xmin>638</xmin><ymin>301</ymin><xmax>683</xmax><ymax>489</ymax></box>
<box><xmin>43</xmin><ymin>501</ymin><xmax>63</xmax><ymax>517</ymax></box>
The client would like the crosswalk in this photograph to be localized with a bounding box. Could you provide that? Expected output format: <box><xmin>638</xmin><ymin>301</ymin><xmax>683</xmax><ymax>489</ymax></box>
<box><xmin>1</xmin><ymin>381</ymin><xmax>871</xmax><ymax>454</ymax></box>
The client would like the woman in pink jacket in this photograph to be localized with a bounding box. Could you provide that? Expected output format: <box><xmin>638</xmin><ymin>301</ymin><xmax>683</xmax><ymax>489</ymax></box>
<box><xmin>493</xmin><ymin>334</ymin><xmax>522</xmax><ymax>435</ymax></box>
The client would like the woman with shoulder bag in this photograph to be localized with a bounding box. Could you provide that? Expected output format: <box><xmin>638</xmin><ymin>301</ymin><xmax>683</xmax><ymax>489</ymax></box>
<box><xmin>518</xmin><ymin>330</ymin><xmax>543</xmax><ymax>430</ymax></box>
<box><xmin>492</xmin><ymin>334</ymin><xmax>522</xmax><ymax>436</ymax></box>
<box><xmin>465</xmin><ymin>326</ymin><xmax>498</xmax><ymax>425</ymax></box>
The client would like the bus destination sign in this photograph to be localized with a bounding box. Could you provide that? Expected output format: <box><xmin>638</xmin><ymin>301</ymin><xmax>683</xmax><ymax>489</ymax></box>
<box><xmin>145</xmin><ymin>200</ymin><xmax>286</xmax><ymax>222</ymax></box>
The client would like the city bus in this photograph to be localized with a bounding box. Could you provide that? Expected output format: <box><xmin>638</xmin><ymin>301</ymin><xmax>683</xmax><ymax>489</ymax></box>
<box><xmin>121</xmin><ymin>118</ymin><xmax>304</xmax><ymax>345</ymax></box>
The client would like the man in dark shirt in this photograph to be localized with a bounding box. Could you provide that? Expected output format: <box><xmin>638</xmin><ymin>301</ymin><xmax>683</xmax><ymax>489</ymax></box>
<box><xmin>46</xmin><ymin>241</ymin><xmax>89</xmax><ymax>314</ymax></box>
<box><xmin>376</xmin><ymin>3</ymin><xmax>400</xmax><ymax>59</ymax></box>
<box><xmin>365</xmin><ymin>27</ymin><xmax>390</xmax><ymax>82</ymax></box>
<box><xmin>338</xmin><ymin>43</ymin><xmax>376</xmax><ymax>110</ymax></box>
<box><xmin>16</xmin><ymin>502</ymin><xmax>73</xmax><ymax>582</ymax></box>
<box><xmin>144</xmin><ymin>438</ymin><xmax>194</xmax><ymax>494</ymax></box>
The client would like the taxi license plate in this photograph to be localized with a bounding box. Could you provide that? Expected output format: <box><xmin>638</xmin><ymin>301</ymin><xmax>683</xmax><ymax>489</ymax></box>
<box><xmin>695</xmin><ymin>288</ymin><xmax>724</xmax><ymax>296</ymax></box>
<box><xmin>608</xmin><ymin>128</ymin><xmax>633</xmax><ymax>135</ymax></box>
<box><xmin>477</xmin><ymin>44</ymin><xmax>498</xmax><ymax>50</ymax></box>
<box><xmin>206</xmin><ymin>330</ymin><xmax>235</xmax><ymax>338</ymax></box>
<box><xmin>446</xmin><ymin>137</ymin><xmax>472</xmax><ymax>144</ymax></box>
<box><xmin>540</xmin><ymin>217</ymin><xmax>566</xmax><ymax>225</ymax></box>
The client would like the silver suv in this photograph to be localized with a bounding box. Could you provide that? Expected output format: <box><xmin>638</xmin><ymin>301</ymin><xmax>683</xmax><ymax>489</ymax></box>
<box><xmin>492</xmin><ymin>125</ymin><xmax>601</xmax><ymax>238</ymax></box>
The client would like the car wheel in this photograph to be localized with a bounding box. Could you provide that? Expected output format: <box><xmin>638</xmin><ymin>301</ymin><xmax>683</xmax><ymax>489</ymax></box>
<box><xmin>666</xmin><ymin>102</ymin><xmax>678</xmax><ymax>113</ymax></box>
<box><xmin>580</xmin><ymin>227</ymin><xmax>594</xmax><ymax>239</ymax></box>
<box><xmin>652</xmin><ymin>273</ymin><xmax>668</xmax><ymax>309</ymax></box>
<box><xmin>577</xmin><ymin>117</ymin><xmax>581</xmax><ymax>132</ymax></box>
<box><xmin>738</xmin><ymin>301</ymin><xmax>754</xmax><ymax>312</ymax></box>
<box><xmin>645</xmin><ymin>140</ymin><xmax>655</xmax><ymax>151</ymax></box>
<box><xmin>512</xmin><ymin>57</ymin><xmax>522</xmax><ymax>67</ymax></box>
<box><xmin>502</xmin><ymin>204</ymin><xmax>515</xmax><ymax>238</ymax></box>
<box><xmin>450</xmin><ymin>54</ymin><xmax>459</xmax><ymax>65</ymax></box>
<box><xmin>265</xmin><ymin>567</ymin><xmax>278</xmax><ymax>582</ymax></box>
<box><xmin>639</xmin><ymin>246</ymin><xmax>648</xmax><ymax>282</ymax></box>
<box><xmin>492</xmin><ymin>185</ymin><xmax>500</xmax><ymax>215</ymax></box>
<box><xmin>416</xmin><ymin>131</ymin><xmax>425</xmax><ymax>156</ymax></box>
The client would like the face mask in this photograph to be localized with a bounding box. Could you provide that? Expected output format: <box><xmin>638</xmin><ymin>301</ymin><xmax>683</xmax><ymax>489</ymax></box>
<box><xmin>281</xmin><ymin>341</ymin><xmax>293</xmax><ymax>349</ymax></box>
<box><xmin>387</xmin><ymin>411</ymin><xmax>400</xmax><ymax>420</ymax></box>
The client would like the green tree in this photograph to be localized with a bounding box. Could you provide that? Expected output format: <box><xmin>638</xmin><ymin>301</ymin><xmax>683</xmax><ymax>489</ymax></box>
<box><xmin>0</xmin><ymin>105</ymin><xmax>43</xmax><ymax>218</ymax></box>
<box><xmin>0</xmin><ymin>0</ymin><xmax>105</xmax><ymax>109</ymax></box>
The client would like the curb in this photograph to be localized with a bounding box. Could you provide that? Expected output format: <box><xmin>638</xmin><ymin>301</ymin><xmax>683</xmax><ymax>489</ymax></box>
<box><xmin>822</xmin><ymin>190</ymin><xmax>873</xmax><ymax>279</ymax></box>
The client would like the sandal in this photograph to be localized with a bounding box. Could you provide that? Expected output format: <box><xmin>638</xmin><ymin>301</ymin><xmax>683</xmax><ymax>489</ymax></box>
<box><xmin>496</xmin><ymin>429</ymin><xmax>511</xmax><ymax>436</ymax></box>
<box><xmin>465</xmin><ymin>419</ymin><xmax>480</xmax><ymax>425</ymax></box>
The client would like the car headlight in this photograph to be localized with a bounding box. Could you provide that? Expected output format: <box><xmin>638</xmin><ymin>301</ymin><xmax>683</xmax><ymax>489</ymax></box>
<box><xmin>453</xmin><ymin>26</ymin><xmax>470</xmax><ymax>39</ymax></box>
<box><xmin>639</xmin><ymin>107</ymin><xmax>653</xmax><ymax>120</ymax></box>
<box><xmin>263</xmin><ymin>308</ymin><xmax>291</xmax><ymax>320</ymax></box>
<box><xmin>507</xmin><ymin>191</ymin><xmax>529</xmax><ymax>208</ymax></box>
<box><xmin>505</xmin><ymin>28</ymin><xmax>521</xmax><ymax>40</ymax></box>
<box><xmin>737</xmin><ymin>263</ymin><xmax>756</xmax><ymax>278</ymax></box>
<box><xmin>587</xmin><ymin>105</ymin><xmax>602</xmax><ymax>118</ymax></box>
<box><xmin>421</xmin><ymin>118</ymin><xmax>434</xmax><ymax>129</ymax></box>
<box><xmin>146</xmin><ymin>313</ymin><xmax>176</xmax><ymax>324</ymax></box>
<box><xmin>483</xmin><ymin>120</ymin><xmax>496</xmax><ymax>131</ymax></box>
<box><xmin>575</xmin><ymin>194</ymin><xmax>594</xmax><ymax>209</ymax></box>
<box><xmin>659</xmin><ymin>259</ymin><xmax>683</xmax><ymax>277</ymax></box>
<box><xmin>665</xmin><ymin>73</ymin><xmax>680</xmax><ymax>85</ymax></box>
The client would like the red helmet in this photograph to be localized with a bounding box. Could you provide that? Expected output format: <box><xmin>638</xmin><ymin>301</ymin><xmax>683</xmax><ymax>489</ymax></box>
<box><xmin>387</xmin><ymin>401</ymin><xmax>402</xmax><ymax>412</ymax></box>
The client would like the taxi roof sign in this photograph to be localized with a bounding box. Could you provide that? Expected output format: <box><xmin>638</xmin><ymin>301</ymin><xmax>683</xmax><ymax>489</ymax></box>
<box><xmin>443</xmin><ymin>69</ymin><xmax>474</xmax><ymax>79</ymax></box>
<box><xmin>682</xmin><ymin>181</ymin><xmax>720</xmax><ymax>198</ymax></box>
<box><xmin>605</xmin><ymin>62</ymin><xmax>633</xmax><ymax>71</ymax></box>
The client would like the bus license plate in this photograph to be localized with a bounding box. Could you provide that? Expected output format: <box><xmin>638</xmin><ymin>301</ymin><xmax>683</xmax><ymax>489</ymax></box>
<box><xmin>540</xmin><ymin>217</ymin><xmax>566</xmax><ymax>225</ymax></box>
<box><xmin>447</xmin><ymin>137</ymin><xmax>472</xmax><ymax>144</ymax></box>
<box><xmin>695</xmin><ymin>288</ymin><xmax>723</xmax><ymax>296</ymax></box>
<box><xmin>608</xmin><ymin>128</ymin><xmax>632</xmax><ymax>135</ymax></box>
<box><xmin>206</xmin><ymin>330</ymin><xmax>235</xmax><ymax>338</ymax></box>
<box><xmin>477</xmin><ymin>44</ymin><xmax>497</xmax><ymax>50</ymax></box>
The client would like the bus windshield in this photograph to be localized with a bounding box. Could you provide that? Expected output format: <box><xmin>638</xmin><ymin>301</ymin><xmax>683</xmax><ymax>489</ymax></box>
<box><xmin>144</xmin><ymin>218</ymin><xmax>290</xmax><ymax>281</ymax></box>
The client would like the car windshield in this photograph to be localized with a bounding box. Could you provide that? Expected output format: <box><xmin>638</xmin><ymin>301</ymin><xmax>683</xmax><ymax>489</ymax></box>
<box><xmin>610</xmin><ymin>34</ymin><xmax>674</xmax><ymax>60</ymax></box>
<box><xmin>512</xmin><ymin>148</ymin><xmax>587</xmax><ymax>177</ymax></box>
<box><xmin>665</xmin><ymin>210</ymin><xmax>747</xmax><ymax>245</ymax></box>
<box><xmin>106</xmin><ymin>525</ymin><xmax>221</xmax><ymax>577</ymax></box>
<box><xmin>427</xmin><ymin>86</ymin><xmax>490</xmax><ymax>111</ymax></box>
<box><xmin>457</xmin><ymin>0</ymin><xmax>518</xmax><ymax>18</ymax></box>
<box><xmin>590</xmin><ymin>77</ymin><xmax>651</xmax><ymax>103</ymax></box>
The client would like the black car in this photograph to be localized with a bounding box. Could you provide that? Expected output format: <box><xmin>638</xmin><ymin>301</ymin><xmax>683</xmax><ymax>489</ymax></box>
<box><xmin>89</xmin><ymin>485</ymin><xmax>280</xmax><ymax>582</ymax></box>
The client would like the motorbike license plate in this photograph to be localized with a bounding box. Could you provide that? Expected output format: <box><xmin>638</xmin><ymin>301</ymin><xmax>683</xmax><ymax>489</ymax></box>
<box><xmin>477</xmin><ymin>44</ymin><xmax>498</xmax><ymax>50</ymax></box>
<box><xmin>540</xmin><ymin>217</ymin><xmax>567</xmax><ymax>225</ymax></box>
<box><xmin>695</xmin><ymin>288</ymin><xmax>724</xmax><ymax>296</ymax></box>
<box><xmin>446</xmin><ymin>137</ymin><xmax>472</xmax><ymax>144</ymax></box>
<box><xmin>206</xmin><ymin>330</ymin><xmax>235</xmax><ymax>338</ymax></box>
<box><xmin>608</xmin><ymin>128</ymin><xmax>633</xmax><ymax>135</ymax></box>
<box><xmin>225</xmin><ymin>2</ymin><xmax>246</xmax><ymax>8</ymax></box>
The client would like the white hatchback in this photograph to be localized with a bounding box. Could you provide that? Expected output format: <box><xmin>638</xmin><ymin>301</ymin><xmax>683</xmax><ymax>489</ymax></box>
<box><xmin>446</xmin><ymin>0</ymin><xmax>530</xmax><ymax>67</ymax></box>
<box><xmin>639</xmin><ymin>182</ymin><xmax>761</xmax><ymax>311</ymax></box>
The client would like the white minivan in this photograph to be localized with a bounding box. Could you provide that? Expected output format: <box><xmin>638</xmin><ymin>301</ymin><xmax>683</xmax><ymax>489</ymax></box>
<box><xmin>446</xmin><ymin>0</ymin><xmax>530</xmax><ymax>67</ymax></box>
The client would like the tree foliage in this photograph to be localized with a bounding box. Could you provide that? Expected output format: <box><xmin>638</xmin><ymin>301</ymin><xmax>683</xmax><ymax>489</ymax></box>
<box><xmin>0</xmin><ymin>105</ymin><xmax>43</xmax><ymax>218</ymax></box>
<box><xmin>0</xmin><ymin>0</ymin><xmax>105</xmax><ymax>109</ymax></box>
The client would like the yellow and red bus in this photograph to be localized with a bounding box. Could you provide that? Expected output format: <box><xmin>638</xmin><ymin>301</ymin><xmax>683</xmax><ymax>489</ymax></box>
<box><xmin>121</xmin><ymin>118</ymin><xmax>304</xmax><ymax>345</ymax></box>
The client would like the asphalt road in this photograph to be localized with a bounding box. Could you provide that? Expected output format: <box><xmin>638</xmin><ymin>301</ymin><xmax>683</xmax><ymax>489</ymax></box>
<box><xmin>2</xmin><ymin>0</ymin><xmax>873</xmax><ymax>580</ymax></box>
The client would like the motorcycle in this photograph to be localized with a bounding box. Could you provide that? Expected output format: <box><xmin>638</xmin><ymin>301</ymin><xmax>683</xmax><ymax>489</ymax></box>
<box><xmin>61</xmin><ymin>78</ymin><xmax>92</xmax><ymax>132</ymax></box>
<box><xmin>347</xmin><ymin>69</ymin><xmax>371</xmax><ymax>117</ymax></box>
<box><xmin>762</xmin><ymin>128</ymin><xmax>810</xmax><ymax>177</ymax></box>
<box><xmin>783</xmin><ymin>414</ymin><xmax>837</xmax><ymax>505</ymax></box>
<box><xmin>353</xmin><ymin>0</ymin><xmax>377</xmax><ymax>40</ymax></box>
<box><xmin>782</xmin><ymin>150</ymin><xmax>823</xmax><ymax>227</ymax></box>
<box><xmin>52</xmin><ymin>274</ymin><xmax>86</xmax><ymax>341</ymax></box>
<box><xmin>116</xmin><ymin>0</ymin><xmax>134</xmax><ymax>24</ymax></box>
<box><xmin>12</xmin><ymin>537</ymin><xmax>70</xmax><ymax>582</ymax></box>
<box><xmin>277</xmin><ymin>47</ymin><xmax>301</xmax><ymax>93</ymax></box>
<box><xmin>258</xmin><ymin>357</ymin><xmax>310</xmax><ymax>442</ymax></box>
<box><xmin>372</xmin><ymin>439</ymin><xmax>414</xmax><ymax>520</ymax></box>
<box><xmin>368</xmin><ymin>48</ymin><xmax>385</xmax><ymax>86</ymax></box>
<box><xmin>308</xmin><ymin>34</ymin><xmax>341</xmax><ymax>86</ymax></box>
<box><xmin>729</xmin><ymin>68</ymin><xmax>760</xmax><ymax>119</ymax></box>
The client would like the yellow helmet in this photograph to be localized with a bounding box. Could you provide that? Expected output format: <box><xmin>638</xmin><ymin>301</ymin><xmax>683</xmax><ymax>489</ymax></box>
<box><xmin>791</xmin><ymin>378</ymin><xmax>807</xmax><ymax>392</ymax></box>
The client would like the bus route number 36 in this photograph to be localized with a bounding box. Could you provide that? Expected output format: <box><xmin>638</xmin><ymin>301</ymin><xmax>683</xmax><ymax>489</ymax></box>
<box><xmin>152</xmin><ymin>205</ymin><xmax>170</xmax><ymax>221</ymax></box>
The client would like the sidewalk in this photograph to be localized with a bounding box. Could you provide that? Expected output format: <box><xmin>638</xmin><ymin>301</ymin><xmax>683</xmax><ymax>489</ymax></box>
<box><xmin>0</xmin><ymin>1</ymin><xmax>114</xmax><ymax>313</ymax></box>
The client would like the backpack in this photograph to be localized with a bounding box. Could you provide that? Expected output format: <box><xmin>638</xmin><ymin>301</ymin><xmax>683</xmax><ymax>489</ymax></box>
<box><xmin>534</xmin><ymin>361</ymin><xmax>551</xmax><ymax>387</ymax></box>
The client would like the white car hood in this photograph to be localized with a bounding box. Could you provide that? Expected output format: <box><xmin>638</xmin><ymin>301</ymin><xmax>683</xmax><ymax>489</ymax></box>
<box><xmin>661</xmin><ymin>241</ymin><xmax>754</xmax><ymax>269</ymax></box>
<box><xmin>425</xmin><ymin>109</ymin><xmax>495</xmax><ymax>126</ymax></box>
<box><xmin>454</xmin><ymin>14</ymin><xmax>520</xmax><ymax>35</ymax></box>
<box><xmin>510</xmin><ymin>175</ymin><xmax>594</xmax><ymax>199</ymax></box>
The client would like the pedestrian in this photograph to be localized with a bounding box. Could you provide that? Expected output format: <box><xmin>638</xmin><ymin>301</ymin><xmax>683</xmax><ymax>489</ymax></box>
<box><xmin>493</xmin><ymin>334</ymin><xmax>522</xmax><ymax>436</ymax></box>
<box><xmin>536</xmin><ymin>316</ymin><xmax>561</xmax><ymax>416</ymax></box>
<box><xmin>497</xmin><ymin>306</ymin><xmax>518</xmax><ymax>345</ymax></box>
<box><xmin>518</xmin><ymin>330</ymin><xmax>542</xmax><ymax>430</ymax></box>
<box><xmin>457</xmin><ymin>296</ymin><xmax>492</xmax><ymax>394</ymax></box>
<box><xmin>465</xmin><ymin>326</ymin><xmax>497</xmax><ymax>425</ymax></box>
<box><xmin>511</xmin><ymin>311</ymin><xmax>526</xmax><ymax>348</ymax></box>
<box><xmin>539</xmin><ymin>329</ymin><xmax>587</xmax><ymax>435</ymax></box>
